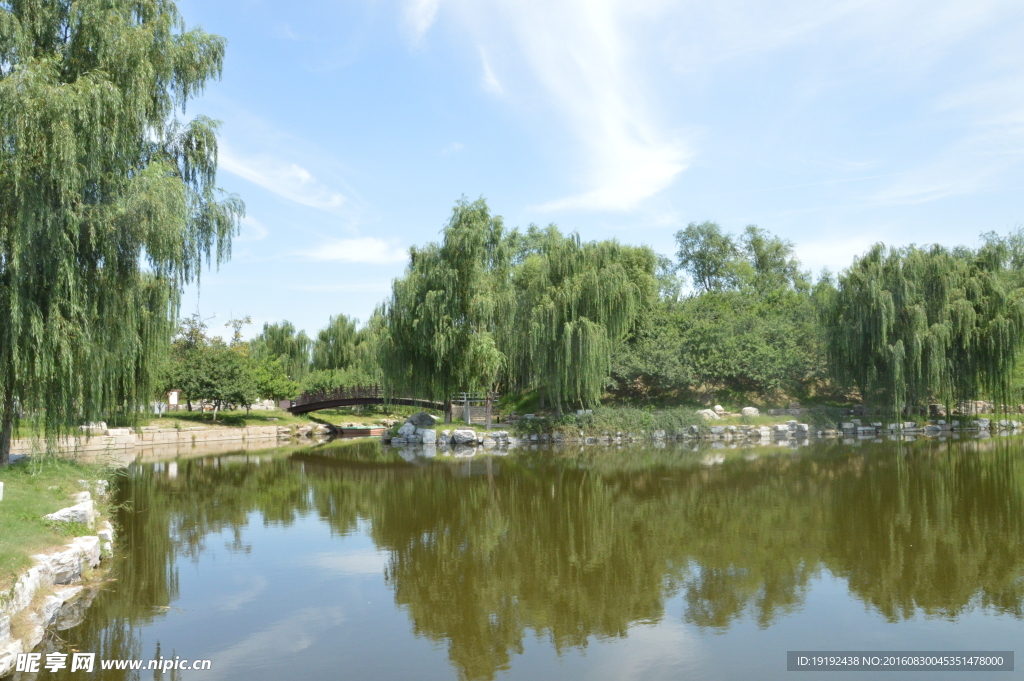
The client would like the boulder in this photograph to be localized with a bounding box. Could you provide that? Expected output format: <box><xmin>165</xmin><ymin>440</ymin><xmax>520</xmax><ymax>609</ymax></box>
<box><xmin>713</xmin><ymin>405</ymin><xmax>726</xmax><ymax>414</ymax></box>
<box><xmin>45</xmin><ymin>498</ymin><xmax>95</xmax><ymax>528</ymax></box>
<box><xmin>696</xmin><ymin>409</ymin><xmax>719</xmax><ymax>420</ymax></box>
<box><xmin>419</xmin><ymin>429</ymin><xmax>437</xmax><ymax>444</ymax></box>
<box><xmin>397</xmin><ymin>422</ymin><xmax>417</xmax><ymax>438</ymax></box>
<box><xmin>407</xmin><ymin>412</ymin><xmax>438</xmax><ymax>428</ymax></box>
<box><xmin>740</xmin><ymin>407</ymin><xmax>760</xmax><ymax>417</ymax></box>
<box><xmin>452</xmin><ymin>429</ymin><xmax>477</xmax><ymax>445</ymax></box>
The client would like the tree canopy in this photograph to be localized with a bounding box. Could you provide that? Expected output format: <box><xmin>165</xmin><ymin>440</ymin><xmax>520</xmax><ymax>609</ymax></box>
<box><xmin>825</xmin><ymin>242</ymin><xmax>1024</xmax><ymax>413</ymax></box>
<box><xmin>0</xmin><ymin>0</ymin><xmax>242</xmax><ymax>462</ymax></box>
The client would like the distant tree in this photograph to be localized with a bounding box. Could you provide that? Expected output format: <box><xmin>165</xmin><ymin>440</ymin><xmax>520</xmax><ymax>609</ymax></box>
<box><xmin>252</xmin><ymin>358</ymin><xmax>299</xmax><ymax>406</ymax></box>
<box><xmin>312</xmin><ymin>315</ymin><xmax>360</xmax><ymax>372</ymax></box>
<box><xmin>508</xmin><ymin>226</ymin><xmax>658</xmax><ymax>414</ymax></box>
<box><xmin>824</xmin><ymin>243</ymin><xmax>1024</xmax><ymax>413</ymax></box>
<box><xmin>0</xmin><ymin>0</ymin><xmax>242</xmax><ymax>463</ymax></box>
<box><xmin>250</xmin><ymin>321</ymin><xmax>312</xmax><ymax>381</ymax></box>
<box><xmin>380</xmin><ymin>199</ymin><xmax>513</xmax><ymax>415</ymax></box>
<box><xmin>675</xmin><ymin>222</ymin><xmax>740</xmax><ymax>293</ymax></box>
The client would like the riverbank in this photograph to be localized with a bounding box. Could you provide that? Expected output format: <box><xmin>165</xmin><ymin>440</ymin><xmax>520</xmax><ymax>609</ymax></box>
<box><xmin>0</xmin><ymin>459</ymin><xmax>117</xmax><ymax>676</ymax></box>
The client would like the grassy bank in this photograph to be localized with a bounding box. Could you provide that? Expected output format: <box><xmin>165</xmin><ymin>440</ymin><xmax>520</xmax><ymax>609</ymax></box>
<box><xmin>513</xmin><ymin>406</ymin><xmax>704</xmax><ymax>437</ymax></box>
<box><xmin>140</xmin><ymin>405</ymin><xmax>432</xmax><ymax>430</ymax></box>
<box><xmin>0</xmin><ymin>457</ymin><xmax>116</xmax><ymax>590</ymax></box>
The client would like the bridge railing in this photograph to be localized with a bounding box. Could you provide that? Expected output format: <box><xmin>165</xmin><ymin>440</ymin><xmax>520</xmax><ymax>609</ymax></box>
<box><xmin>290</xmin><ymin>385</ymin><xmax>442</xmax><ymax>409</ymax></box>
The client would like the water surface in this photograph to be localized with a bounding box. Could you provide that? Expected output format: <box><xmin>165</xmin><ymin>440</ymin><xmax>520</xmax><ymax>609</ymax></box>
<box><xmin>37</xmin><ymin>437</ymin><xmax>1024</xmax><ymax>680</ymax></box>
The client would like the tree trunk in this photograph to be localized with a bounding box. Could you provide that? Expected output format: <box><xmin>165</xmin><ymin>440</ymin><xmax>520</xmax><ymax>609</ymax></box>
<box><xmin>444</xmin><ymin>399</ymin><xmax>452</xmax><ymax>424</ymax></box>
<box><xmin>485</xmin><ymin>391</ymin><xmax>493</xmax><ymax>431</ymax></box>
<box><xmin>464</xmin><ymin>394</ymin><xmax>470</xmax><ymax>425</ymax></box>
<box><xmin>539</xmin><ymin>388</ymin><xmax>545</xmax><ymax>411</ymax></box>
<box><xmin>0</xmin><ymin>393</ymin><xmax>13</xmax><ymax>467</ymax></box>
<box><xmin>187</xmin><ymin>399</ymin><xmax>193</xmax><ymax>412</ymax></box>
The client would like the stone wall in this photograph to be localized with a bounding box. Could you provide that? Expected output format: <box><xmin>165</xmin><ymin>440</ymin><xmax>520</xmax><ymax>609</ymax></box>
<box><xmin>0</xmin><ymin>485</ymin><xmax>115</xmax><ymax>677</ymax></box>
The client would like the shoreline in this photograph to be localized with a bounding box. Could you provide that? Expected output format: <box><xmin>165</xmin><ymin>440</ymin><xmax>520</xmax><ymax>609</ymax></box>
<box><xmin>0</xmin><ymin>478</ymin><xmax>115</xmax><ymax>678</ymax></box>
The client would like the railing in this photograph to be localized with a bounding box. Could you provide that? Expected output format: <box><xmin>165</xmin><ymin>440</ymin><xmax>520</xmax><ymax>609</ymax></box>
<box><xmin>289</xmin><ymin>385</ymin><xmax>443</xmax><ymax>410</ymax></box>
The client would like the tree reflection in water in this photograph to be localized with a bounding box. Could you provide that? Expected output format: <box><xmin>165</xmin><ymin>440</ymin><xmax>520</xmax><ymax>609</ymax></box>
<box><xmin>44</xmin><ymin>438</ymin><xmax>1024</xmax><ymax>681</ymax></box>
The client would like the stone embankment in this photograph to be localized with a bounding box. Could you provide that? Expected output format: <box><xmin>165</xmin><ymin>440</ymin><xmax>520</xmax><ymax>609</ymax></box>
<box><xmin>9</xmin><ymin>423</ymin><xmax>333</xmax><ymax>460</ymax></box>
<box><xmin>380</xmin><ymin>411</ymin><xmax>1012</xmax><ymax>455</ymax></box>
<box><xmin>0</xmin><ymin>482</ymin><xmax>115</xmax><ymax>677</ymax></box>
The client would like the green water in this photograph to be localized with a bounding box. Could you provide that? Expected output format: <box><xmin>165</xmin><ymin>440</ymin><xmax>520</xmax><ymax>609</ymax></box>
<box><xmin>30</xmin><ymin>437</ymin><xmax>1024</xmax><ymax>680</ymax></box>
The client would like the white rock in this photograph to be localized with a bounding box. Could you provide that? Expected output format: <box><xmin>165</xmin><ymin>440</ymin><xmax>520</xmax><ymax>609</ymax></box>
<box><xmin>452</xmin><ymin>429</ymin><xmax>477</xmax><ymax>445</ymax></box>
<box><xmin>97</xmin><ymin>521</ymin><xmax>114</xmax><ymax>544</ymax></box>
<box><xmin>419</xmin><ymin>429</ymin><xmax>437</xmax><ymax>444</ymax></box>
<box><xmin>72</xmin><ymin>536</ymin><xmax>101</xmax><ymax>569</ymax></box>
<box><xmin>713</xmin><ymin>405</ymin><xmax>725</xmax><ymax>414</ymax></box>
<box><xmin>0</xmin><ymin>638</ymin><xmax>23</xmax><ymax>678</ymax></box>
<box><xmin>45</xmin><ymin>499</ymin><xmax>95</xmax><ymax>527</ymax></box>
<box><xmin>696</xmin><ymin>409</ymin><xmax>719</xmax><ymax>420</ymax></box>
<box><xmin>740</xmin><ymin>407</ymin><xmax>760</xmax><ymax>417</ymax></box>
<box><xmin>397</xmin><ymin>422</ymin><xmax>417</xmax><ymax>438</ymax></box>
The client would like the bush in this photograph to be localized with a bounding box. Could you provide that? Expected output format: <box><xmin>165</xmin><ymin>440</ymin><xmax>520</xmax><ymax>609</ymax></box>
<box><xmin>514</xmin><ymin>406</ymin><xmax>703</xmax><ymax>437</ymax></box>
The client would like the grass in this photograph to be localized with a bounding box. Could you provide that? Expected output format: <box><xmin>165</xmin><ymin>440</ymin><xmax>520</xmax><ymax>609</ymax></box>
<box><xmin>141</xmin><ymin>405</ymin><xmax>438</xmax><ymax>430</ymax></box>
<box><xmin>0</xmin><ymin>457</ymin><xmax>115</xmax><ymax>591</ymax></box>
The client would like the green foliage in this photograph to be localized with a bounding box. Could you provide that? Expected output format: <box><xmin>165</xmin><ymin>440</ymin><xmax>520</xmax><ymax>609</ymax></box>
<box><xmin>614</xmin><ymin>224</ymin><xmax>826</xmax><ymax>404</ymax></box>
<box><xmin>507</xmin><ymin>226</ymin><xmax>658</xmax><ymax>413</ymax></box>
<box><xmin>162</xmin><ymin>315</ymin><xmax>295</xmax><ymax>416</ymax></box>
<box><xmin>825</xmin><ymin>242</ymin><xmax>1024</xmax><ymax>413</ymax></box>
<box><xmin>514</xmin><ymin>405</ymin><xmax>702</xmax><ymax>437</ymax></box>
<box><xmin>380</xmin><ymin>198</ymin><xmax>513</xmax><ymax>402</ymax></box>
<box><xmin>250</xmin><ymin>321</ymin><xmax>313</xmax><ymax>381</ymax></box>
<box><xmin>0</xmin><ymin>0</ymin><xmax>242</xmax><ymax>462</ymax></box>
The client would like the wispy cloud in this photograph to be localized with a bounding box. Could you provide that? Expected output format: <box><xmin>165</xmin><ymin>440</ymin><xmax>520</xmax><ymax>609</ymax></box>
<box><xmin>404</xmin><ymin>0</ymin><xmax>440</xmax><ymax>43</ymax></box>
<box><xmin>441</xmin><ymin>141</ymin><xmax>465</xmax><ymax>155</ymax></box>
<box><xmin>296</xmin><ymin>237</ymin><xmax>407</xmax><ymax>264</ymax></box>
<box><xmin>220</xmin><ymin>147</ymin><xmax>347</xmax><ymax>212</ymax></box>
<box><xmin>446</xmin><ymin>0</ymin><xmax>689</xmax><ymax>212</ymax></box>
<box><xmin>237</xmin><ymin>216</ymin><xmax>269</xmax><ymax>242</ymax></box>
<box><xmin>479</xmin><ymin>48</ymin><xmax>503</xmax><ymax>95</ymax></box>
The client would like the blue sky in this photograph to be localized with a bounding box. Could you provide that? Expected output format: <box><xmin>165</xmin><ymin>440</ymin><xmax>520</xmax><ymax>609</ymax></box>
<box><xmin>175</xmin><ymin>0</ymin><xmax>1024</xmax><ymax>340</ymax></box>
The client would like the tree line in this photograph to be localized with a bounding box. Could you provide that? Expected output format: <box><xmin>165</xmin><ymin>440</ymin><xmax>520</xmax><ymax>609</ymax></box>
<box><xmin>4</xmin><ymin>0</ymin><xmax>1024</xmax><ymax>461</ymax></box>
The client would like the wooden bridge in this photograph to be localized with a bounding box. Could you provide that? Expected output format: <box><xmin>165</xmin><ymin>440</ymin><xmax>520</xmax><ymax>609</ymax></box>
<box><xmin>286</xmin><ymin>385</ymin><xmax>446</xmax><ymax>415</ymax></box>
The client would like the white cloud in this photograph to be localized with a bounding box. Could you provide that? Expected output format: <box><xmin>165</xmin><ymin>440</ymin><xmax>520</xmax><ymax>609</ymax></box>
<box><xmin>310</xmin><ymin>550</ymin><xmax>388</xmax><ymax>575</ymax></box>
<box><xmin>441</xmin><ymin>141</ymin><xmax>465</xmax><ymax>155</ymax></box>
<box><xmin>220</xmin><ymin>147</ymin><xmax>347</xmax><ymax>212</ymax></box>
<box><xmin>446</xmin><ymin>0</ymin><xmax>689</xmax><ymax>212</ymax></box>
<box><xmin>204</xmin><ymin>607</ymin><xmax>345</xmax><ymax>681</ymax></box>
<box><xmin>237</xmin><ymin>216</ymin><xmax>269</xmax><ymax>242</ymax></box>
<box><xmin>405</xmin><ymin>0</ymin><xmax>440</xmax><ymax>42</ymax></box>
<box><xmin>479</xmin><ymin>48</ymin><xmax>503</xmax><ymax>95</ymax></box>
<box><xmin>296</xmin><ymin>237</ymin><xmax>407</xmax><ymax>264</ymax></box>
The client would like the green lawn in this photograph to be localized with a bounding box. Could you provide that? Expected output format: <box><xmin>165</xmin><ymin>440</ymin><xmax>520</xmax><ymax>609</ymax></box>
<box><xmin>141</xmin><ymin>405</ymin><xmax>445</xmax><ymax>429</ymax></box>
<box><xmin>0</xmin><ymin>458</ymin><xmax>115</xmax><ymax>590</ymax></box>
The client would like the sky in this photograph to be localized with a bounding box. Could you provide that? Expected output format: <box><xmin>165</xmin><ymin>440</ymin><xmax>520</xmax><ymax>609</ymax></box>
<box><xmin>174</xmin><ymin>0</ymin><xmax>1024</xmax><ymax>340</ymax></box>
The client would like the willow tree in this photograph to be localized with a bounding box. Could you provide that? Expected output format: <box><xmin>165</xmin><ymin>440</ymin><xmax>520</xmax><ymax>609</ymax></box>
<box><xmin>825</xmin><ymin>242</ymin><xmax>1024</xmax><ymax>414</ymax></box>
<box><xmin>507</xmin><ymin>226</ymin><xmax>657</xmax><ymax>415</ymax></box>
<box><xmin>250</xmin><ymin>321</ymin><xmax>312</xmax><ymax>381</ymax></box>
<box><xmin>0</xmin><ymin>0</ymin><xmax>242</xmax><ymax>463</ymax></box>
<box><xmin>380</xmin><ymin>199</ymin><xmax>513</xmax><ymax>416</ymax></box>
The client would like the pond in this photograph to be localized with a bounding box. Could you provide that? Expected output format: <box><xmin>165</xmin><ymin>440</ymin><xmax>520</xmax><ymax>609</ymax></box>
<box><xmin>32</xmin><ymin>437</ymin><xmax>1024</xmax><ymax>680</ymax></box>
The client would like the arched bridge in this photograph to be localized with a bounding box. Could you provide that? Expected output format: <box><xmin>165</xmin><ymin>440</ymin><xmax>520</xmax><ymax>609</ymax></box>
<box><xmin>286</xmin><ymin>385</ymin><xmax>445</xmax><ymax>415</ymax></box>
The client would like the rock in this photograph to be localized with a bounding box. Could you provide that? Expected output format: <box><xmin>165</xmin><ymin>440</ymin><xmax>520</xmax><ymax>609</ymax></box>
<box><xmin>652</xmin><ymin>429</ymin><xmax>666</xmax><ymax>439</ymax></box>
<box><xmin>774</xmin><ymin>424</ymin><xmax>790</xmax><ymax>434</ymax></box>
<box><xmin>841</xmin><ymin>422</ymin><xmax>855</xmax><ymax>430</ymax></box>
<box><xmin>97</xmin><ymin>521</ymin><xmax>114</xmax><ymax>545</ymax></box>
<box><xmin>407</xmin><ymin>412</ymin><xmax>438</xmax><ymax>428</ymax></box>
<box><xmin>740</xmin><ymin>407</ymin><xmax>760</xmax><ymax>417</ymax></box>
<box><xmin>390</xmin><ymin>437</ymin><xmax>408</xmax><ymax>445</ymax></box>
<box><xmin>713</xmin><ymin>405</ymin><xmax>725</xmax><ymax>414</ymax></box>
<box><xmin>45</xmin><ymin>499</ymin><xmax>95</xmax><ymax>528</ymax></box>
<box><xmin>397</xmin><ymin>422</ymin><xmax>417</xmax><ymax>438</ymax></box>
<box><xmin>419</xmin><ymin>429</ymin><xmax>437</xmax><ymax>444</ymax></box>
<box><xmin>696</xmin><ymin>409</ymin><xmax>719</xmax><ymax>420</ymax></box>
<box><xmin>709</xmin><ymin>426</ymin><xmax>726</xmax><ymax>435</ymax></box>
<box><xmin>796</xmin><ymin>423</ymin><xmax>810</xmax><ymax>433</ymax></box>
<box><xmin>452</xmin><ymin>429</ymin><xmax>477</xmax><ymax>445</ymax></box>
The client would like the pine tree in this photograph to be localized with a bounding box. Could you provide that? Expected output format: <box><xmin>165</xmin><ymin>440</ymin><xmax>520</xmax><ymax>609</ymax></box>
<box><xmin>0</xmin><ymin>0</ymin><xmax>242</xmax><ymax>463</ymax></box>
